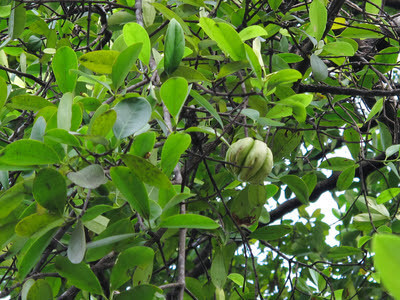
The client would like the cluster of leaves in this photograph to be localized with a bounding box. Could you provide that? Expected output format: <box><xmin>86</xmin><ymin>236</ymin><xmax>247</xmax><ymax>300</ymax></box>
<box><xmin>1</xmin><ymin>0</ymin><xmax>400</xmax><ymax>299</ymax></box>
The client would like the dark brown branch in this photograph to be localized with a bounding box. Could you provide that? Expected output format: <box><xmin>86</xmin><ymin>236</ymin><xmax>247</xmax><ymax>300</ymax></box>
<box><xmin>298</xmin><ymin>83</ymin><xmax>400</xmax><ymax>97</ymax></box>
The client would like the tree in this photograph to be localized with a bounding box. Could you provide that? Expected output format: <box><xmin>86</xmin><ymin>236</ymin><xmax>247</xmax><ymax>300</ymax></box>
<box><xmin>1</xmin><ymin>0</ymin><xmax>400</xmax><ymax>298</ymax></box>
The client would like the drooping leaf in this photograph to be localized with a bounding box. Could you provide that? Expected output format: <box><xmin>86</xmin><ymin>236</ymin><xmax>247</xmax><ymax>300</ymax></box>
<box><xmin>67</xmin><ymin>164</ymin><xmax>107</xmax><ymax>189</ymax></box>
<box><xmin>310</xmin><ymin>54</ymin><xmax>328</xmax><ymax>81</ymax></box>
<box><xmin>0</xmin><ymin>77</ymin><xmax>7</xmax><ymax>109</ymax></box>
<box><xmin>337</xmin><ymin>166</ymin><xmax>355</xmax><ymax>191</ymax></box>
<box><xmin>164</xmin><ymin>18</ymin><xmax>185</xmax><ymax>74</ymax></box>
<box><xmin>159</xmin><ymin>214</ymin><xmax>220</xmax><ymax>229</ymax></box>
<box><xmin>54</xmin><ymin>256</ymin><xmax>103</xmax><ymax>295</ymax></box>
<box><xmin>8</xmin><ymin>1</ymin><xmax>26</xmax><ymax>40</ymax></box>
<box><xmin>67</xmin><ymin>219</ymin><xmax>86</xmax><ymax>264</ymax></box>
<box><xmin>33</xmin><ymin>168</ymin><xmax>67</xmax><ymax>214</ymax></box>
<box><xmin>160</xmin><ymin>77</ymin><xmax>188</xmax><ymax>121</ymax></box>
<box><xmin>57</xmin><ymin>92</ymin><xmax>73</xmax><ymax>131</ymax></box>
<box><xmin>190</xmin><ymin>90</ymin><xmax>223</xmax><ymax>128</ymax></box>
<box><xmin>307</xmin><ymin>0</ymin><xmax>327</xmax><ymax>41</ymax></box>
<box><xmin>0</xmin><ymin>179</ymin><xmax>31</xmax><ymax>219</ymax></box>
<box><xmin>123</xmin><ymin>23</ymin><xmax>151</xmax><ymax>65</ymax></box>
<box><xmin>110</xmin><ymin>166</ymin><xmax>150</xmax><ymax>219</ymax></box>
<box><xmin>0</xmin><ymin>140</ymin><xmax>60</xmax><ymax>166</ymax></box>
<box><xmin>121</xmin><ymin>154</ymin><xmax>172</xmax><ymax>189</ymax></box>
<box><xmin>113</xmin><ymin>97</ymin><xmax>152</xmax><ymax>139</ymax></box>
<box><xmin>52</xmin><ymin>47</ymin><xmax>78</xmax><ymax>93</ymax></box>
<box><xmin>211</xmin><ymin>249</ymin><xmax>226</xmax><ymax>289</ymax></box>
<box><xmin>161</xmin><ymin>132</ymin><xmax>191</xmax><ymax>176</ymax></box>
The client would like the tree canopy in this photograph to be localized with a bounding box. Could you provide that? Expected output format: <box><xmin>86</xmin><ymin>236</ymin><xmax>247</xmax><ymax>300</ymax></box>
<box><xmin>1</xmin><ymin>0</ymin><xmax>400</xmax><ymax>299</ymax></box>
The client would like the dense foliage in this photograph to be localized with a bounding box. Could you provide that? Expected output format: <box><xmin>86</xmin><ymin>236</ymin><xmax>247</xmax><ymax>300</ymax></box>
<box><xmin>1</xmin><ymin>0</ymin><xmax>400</xmax><ymax>298</ymax></box>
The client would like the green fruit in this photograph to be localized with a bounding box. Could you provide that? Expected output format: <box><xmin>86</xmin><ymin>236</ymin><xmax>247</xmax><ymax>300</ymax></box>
<box><xmin>226</xmin><ymin>138</ymin><xmax>273</xmax><ymax>184</ymax></box>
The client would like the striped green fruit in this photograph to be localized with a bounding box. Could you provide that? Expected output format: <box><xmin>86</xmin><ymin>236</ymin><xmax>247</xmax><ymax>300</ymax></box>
<box><xmin>226</xmin><ymin>138</ymin><xmax>273</xmax><ymax>184</ymax></box>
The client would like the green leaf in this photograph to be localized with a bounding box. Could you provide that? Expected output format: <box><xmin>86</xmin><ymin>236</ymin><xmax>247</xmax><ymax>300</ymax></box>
<box><xmin>121</xmin><ymin>154</ymin><xmax>172</xmax><ymax>189</ymax></box>
<box><xmin>54</xmin><ymin>256</ymin><xmax>103</xmax><ymax>295</ymax></box>
<box><xmin>161</xmin><ymin>132</ymin><xmax>191</xmax><ymax>176</ymax></box>
<box><xmin>250</xmin><ymin>225</ymin><xmax>293</xmax><ymax>241</ymax></box>
<box><xmin>45</xmin><ymin>129</ymin><xmax>81</xmax><ymax>147</ymax></box>
<box><xmin>89</xmin><ymin>109</ymin><xmax>117</xmax><ymax>137</ymax></box>
<box><xmin>310</xmin><ymin>54</ymin><xmax>328</xmax><ymax>81</ymax></box>
<box><xmin>79</xmin><ymin>50</ymin><xmax>120</xmax><ymax>74</ymax></box>
<box><xmin>322</xmin><ymin>41</ymin><xmax>356</xmax><ymax>57</ymax></box>
<box><xmin>15</xmin><ymin>213</ymin><xmax>62</xmax><ymax>237</ymax></box>
<box><xmin>373</xmin><ymin>234</ymin><xmax>400</xmax><ymax>299</ymax></box>
<box><xmin>110</xmin><ymin>166</ymin><xmax>150</xmax><ymax>219</ymax></box>
<box><xmin>366</xmin><ymin>98</ymin><xmax>383</xmax><ymax>122</ymax></box>
<box><xmin>377</xmin><ymin>188</ymin><xmax>400</xmax><ymax>204</ymax></box>
<box><xmin>8</xmin><ymin>1</ymin><xmax>26</xmax><ymax>40</ymax></box>
<box><xmin>0</xmin><ymin>180</ymin><xmax>31</xmax><ymax>219</ymax></box>
<box><xmin>336</xmin><ymin>166</ymin><xmax>355</xmax><ymax>191</ymax></box>
<box><xmin>168</xmin><ymin>66</ymin><xmax>209</xmax><ymax>82</ymax></box>
<box><xmin>280</xmin><ymin>175</ymin><xmax>309</xmax><ymax>204</ymax></box>
<box><xmin>245</xmin><ymin>44</ymin><xmax>262</xmax><ymax>79</ymax></box>
<box><xmin>268</xmin><ymin>0</ymin><xmax>282</xmax><ymax>10</ymax></box>
<box><xmin>110</xmin><ymin>246</ymin><xmax>154</xmax><ymax>291</ymax></box>
<box><xmin>0</xmin><ymin>77</ymin><xmax>7</xmax><ymax>109</ymax></box>
<box><xmin>160</xmin><ymin>77</ymin><xmax>188</xmax><ymax>121</ymax></box>
<box><xmin>26</xmin><ymin>279</ymin><xmax>53</xmax><ymax>300</ymax></box>
<box><xmin>385</xmin><ymin>144</ymin><xmax>400</xmax><ymax>158</ymax></box>
<box><xmin>67</xmin><ymin>219</ymin><xmax>86</xmax><ymax>264</ymax></box>
<box><xmin>112</xmin><ymin>43</ymin><xmax>142</xmax><ymax>90</ymax></box>
<box><xmin>57</xmin><ymin>92</ymin><xmax>73</xmax><ymax>131</ymax></box>
<box><xmin>33</xmin><ymin>168</ymin><xmax>67</xmax><ymax>214</ymax></box>
<box><xmin>358</xmin><ymin>235</ymin><xmax>372</xmax><ymax>248</ymax></box>
<box><xmin>265</xmin><ymin>69</ymin><xmax>302</xmax><ymax>90</ymax></box>
<box><xmin>211</xmin><ymin>249</ymin><xmax>226</xmax><ymax>289</ymax></box>
<box><xmin>374</xmin><ymin>47</ymin><xmax>399</xmax><ymax>74</ymax></box>
<box><xmin>366</xmin><ymin>0</ymin><xmax>382</xmax><ymax>14</ymax></box>
<box><xmin>215</xmin><ymin>61</ymin><xmax>248</xmax><ymax>79</ymax></box>
<box><xmin>31</xmin><ymin>117</ymin><xmax>46</xmax><ymax>142</ymax></box>
<box><xmin>199</xmin><ymin>17</ymin><xmax>246</xmax><ymax>61</ymax></box>
<box><xmin>164</xmin><ymin>19</ymin><xmax>185</xmax><ymax>74</ymax></box>
<box><xmin>344</xmin><ymin>127</ymin><xmax>361</xmax><ymax>159</ymax></box>
<box><xmin>319</xmin><ymin>157</ymin><xmax>355</xmax><ymax>171</ymax></box>
<box><xmin>190</xmin><ymin>90</ymin><xmax>223</xmax><ymax>128</ymax></box>
<box><xmin>0</xmin><ymin>140</ymin><xmax>60</xmax><ymax>166</ymax></box>
<box><xmin>123</xmin><ymin>23</ymin><xmax>151</xmax><ymax>65</ymax></box>
<box><xmin>239</xmin><ymin>25</ymin><xmax>268</xmax><ymax>41</ymax></box>
<box><xmin>52</xmin><ymin>47</ymin><xmax>78</xmax><ymax>93</ymax></box>
<box><xmin>307</xmin><ymin>0</ymin><xmax>327</xmax><ymax>41</ymax></box>
<box><xmin>67</xmin><ymin>164</ymin><xmax>107</xmax><ymax>189</ymax></box>
<box><xmin>270</xmin><ymin>130</ymin><xmax>302</xmax><ymax>162</ymax></box>
<box><xmin>340</xmin><ymin>23</ymin><xmax>384</xmax><ymax>39</ymax></box>
<box><xmin>159</xmin><ymin>214</ymin><xmax>220</xmax><ymax>229</ymax></box>
<box><xmin>227</xmin><ymin>273</ymin><xmax>245</xmax><ymax>287</ymax></box>
<box><xmin>130</xmin><ymin>131</ymin><xmax>156</xmax><ymax>158</ymax></box>
<box><xmin>327</xmin><ymin>246</ymin><xmax>363</xmax><ymax>259</ymax></box>
<box><xmin>17</xmin><ymin>229</ymin><xmax>56</xmax><ymax>280</ymax></box>
<box><xmin>113</xmin><ymin>97</ymin><xmax>152</xmax><ymax>139</ymax></box>
<box><xmin>7</xmin><ymin>94</ymin><xmax>55</xmax><ymax>112</ymax></box>
<box><xmin>152</xmin><ymin>3</ymin><xmax>191</xmax><ymax>35</ymax></box>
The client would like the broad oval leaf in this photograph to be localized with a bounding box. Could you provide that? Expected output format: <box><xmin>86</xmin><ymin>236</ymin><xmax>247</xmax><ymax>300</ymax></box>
<box><xmin>110</xmin><ymin>246</ymin><xmax>154</xmax><ymax>291</ymax></box>
<box><xmin>79</xmin><ymin>50</ymin><xmax>120</xmax><ymax>74</ymax></box>
<box><xmin>114</xmin><ymin>284</ymin><xmax>162</xmax><ymax>300</ymax></box>
<box><xmin>319</xmin><ymin>157</ymin><xmax>355</xmax><ymax>171</ymax></box>
<box><xmin>33</xmin><ymin>168</ymin><xmax>67</xmax><ymax>214</ymax></box>
<box><xmin>110</xmin><ymin>166</ymin><xmax>150</xmax><ymax>219</ymax></box>
<box><xmin>89</xmin><ymin>109</ymin><xmax>117</xmax><ymax>137</ymax></box>
<box><xmin>57</xmin><ymin>92</ymin><xmax>73</xmax><ymax>131</ymax></box>
<box><xmin>0</xmin><ymin>140</ymin><xmax>60</xmax><ymax>166</ymax></box>
<box><xmin>7</xmin><ymin>95</ymin><xmax>55</xmax><ymax>112</ymax></box>
<box><xmin>161</xmin><ymin>132</ymin><xmax>191</xmax><ymax>176</ymax></box>
<box><xmin>15</xmin><ymin>212</ymin><xmax>62</xmax><ymax>237</ymax></box>
<box><xmin>280</xmin><ymin>175</ymin><xmax>309</xmax><ymax>204</ymax></box>
<box><xmin>373</xmin><ymin>234</ymin><xmax>400</xmax><ymax>300</ymax></box>
<box><xmin>164</xmin><ymin>18</ymin><xmax>185</xmax><ymax>74</ymax></box>
<box><xmin>160</xmin><ymin>77</ymin><xmax>188</xmax><ymax>121</ymax></box>
<box><xmin>159</xmin><ymin>214</ymin><xmax>220</xmax><ymax>229</ymax></box>
<box><xmin>340</xmin><ymin>23</ymin><xmax>384</xmax><ymax>39</ymax></box>
<box><xmin>52</xmin><ymin>46</ymin><xmax>78</xmax><ymax>93</ymax></box>
<box><xmin>54</xmin><ymin>256</ymin><xmax>103</xmax><ymax>295</ymax></box>
<box><xmin>67</xmin><ymin>219</ymin><xmax>86</xmax><ymax>264</ymax></box>
<box><xmin>199</xmin><ymin>17</ymin><xmax>246</xmax><ymax>61</ymax></box>
<box><xmin>121</xmin><ymin>154</ymin><xmax>172</xmax><ymax>189</ymax></box>
<box><xmin>123</xmin><ymin>23</ymin><xmax>151</xmax><ymax>65</ymax></box>
<box><xmin>45</xmin><ymin>129</ymin><xmax>81</xmax><ymax>147</ymax></box>
<box><xmin>377</xmin><ymin>188</ymin><xmax>400</xmax><ymax>204</ymax></box>
<box><xmin>336</xmin><ymin>165</ymin><xmax>355</xmax><ymax>191</ymax></box>
<box><xmin>239</xmin><ymin>25</ymin><xmax>268</xmax><ymax>41</ymax></box>
<box><xmin>307</xmin><ymin>0</ymin><xmax>327</xmax><ymax>41</ymax></box>
<box><xmin>310</xmin><ymin>54</ymin><xmax>328</xmax><ymax>81</ymax></box>
<box><xmin>0</xmin><ymin>180</ymin><xmax>31</xmax><ymax>219</ymax></box>
<box><xmin>113</xmin><ymin>97</ymin><xmax>152</xmax><ymax>139</ymax></box>
<box><xmin>67</xmin><ymin>164</ymin><xmax>107</xmax><ymax>189</ymax></box>
<box><xmin>250</xmin><ymin>225</ymin><xmax>293</xmax><ymax>241</ymax></box>
<box><xmin>26</xmin><ymin>279</ymin><xmax>53</xmax><ymax>300</ymax></box>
